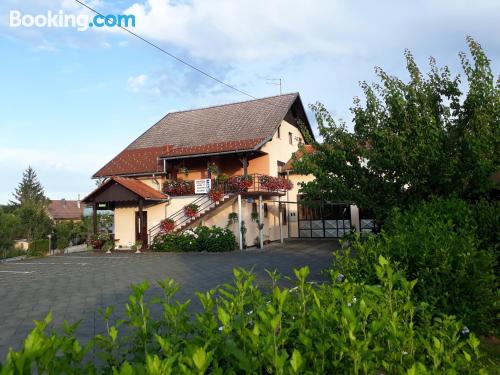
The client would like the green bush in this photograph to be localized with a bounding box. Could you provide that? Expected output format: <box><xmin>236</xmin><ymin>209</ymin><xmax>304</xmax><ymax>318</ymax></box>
<box><xmin>151</xmin><ymin>225</ymin><xmax>236</xmax><ymax>252</ymax></box>
<box><xmin>336</xmin><ymin>197</ymin><xmax>497</xmax><ymax>334</ymax></box>
<box><xmin>28</xmin><ymin>239</ymin><xmax>49</xmax><ymax>256</ymax></box>
<box><xmin>0</xmin><ymin>258</ymin><xmax>488</xmax><ymax>373</ymax></box>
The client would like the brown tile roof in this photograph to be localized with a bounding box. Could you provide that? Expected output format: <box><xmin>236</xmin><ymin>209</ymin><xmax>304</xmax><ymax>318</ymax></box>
<box><xmin>283</xmin><ymin>144</ymin><xmax>315</xmax><ymax>172</ymax></box>
<box><xmin>48</xmin><ymin>200</ymin><xmax>84</xmax><ymax>220</ymax></box>
<box><xmin>94</xmin><ymin>93</ymin><xmax>310</xmax><ymax>177</ymax></box>
<box><xmin>113</xmin><ymin>177</ymin><xmax>168</xmax><ymax>200</ymax></box>
<box><xmin>94</xmin><ymin>146</ymin><xmax>171</xmax><ymax>177</ymax></box>
<box><xmin>82</xmin><ymin>177</ymin><xmax>168</xmax><ymax>203</ymax></box>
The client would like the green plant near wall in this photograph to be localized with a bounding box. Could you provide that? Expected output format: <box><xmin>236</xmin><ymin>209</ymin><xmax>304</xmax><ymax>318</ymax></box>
<box><xmin>0</xmin><ymin>257</ymin><xmax>488</xmax><ymax>373</ymax></box>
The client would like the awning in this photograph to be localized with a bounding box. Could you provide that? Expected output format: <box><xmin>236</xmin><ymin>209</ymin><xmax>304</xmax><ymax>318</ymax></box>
<box><xmin>82</xmin><ymin>177</ymin><xmax>168</xmax><ymax>204</ymax></box>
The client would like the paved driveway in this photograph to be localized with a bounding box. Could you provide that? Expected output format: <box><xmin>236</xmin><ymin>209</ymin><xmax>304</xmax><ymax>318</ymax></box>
<box><xmin>0</xmin><ymin>239</ymin><xmax>337</xmax><ymax>358</ymax></box>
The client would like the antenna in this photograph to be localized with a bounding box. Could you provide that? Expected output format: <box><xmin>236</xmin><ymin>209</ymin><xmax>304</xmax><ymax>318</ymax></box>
<box><xmin>265</xmin><ymin>78</ymin><xmax>282</xmax><ymax>95</ymax></box>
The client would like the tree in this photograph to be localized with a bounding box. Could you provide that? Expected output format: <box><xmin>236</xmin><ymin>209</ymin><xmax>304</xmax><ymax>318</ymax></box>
<box><xmin>0</xmin><ymin>208</ymin><xmax>19</xmax><ymax>250</ymax></box>
<box><xmin>10</xmin><ymin>166</ymin><xmax>48</xmax><ymax>207</ymax></box>
<box><xmin>15</xmin><ymin>205</ymin><xmax>53</xmax><ymax>242</ymax></box>
<box><xmin>294</xmin><ymin>37</ymin><xmax>499</xmax><ymax>223</ymax></box>
<box><xmin>10</xmin><ymin>167</ymin><xmax>52</xmax><ymax>241</ymax></box>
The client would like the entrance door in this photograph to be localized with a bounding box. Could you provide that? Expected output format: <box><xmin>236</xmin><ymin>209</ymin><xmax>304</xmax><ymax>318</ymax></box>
<box><xmin>135</xmin><ymin>211</ymin><xmax>148</xmax><ymax>247</ymax></box>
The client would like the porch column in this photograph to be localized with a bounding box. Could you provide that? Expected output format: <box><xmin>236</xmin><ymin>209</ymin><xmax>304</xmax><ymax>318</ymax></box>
<box><xmin>238</xmin><ymin>194</ymin><xmax>243</xmax><ymax>250</ymax></box>
<box><xmin>243</xmin><ymin>154</ymin><xmax>248</xmax><ymax>175</ymax></box>
<box><xmin>259</xmin><ymin>195</ymin><xmax>264</xmax><ymax>249</ymax></box>
<box><xmin>278</xmin><ymin>197</ymin><xmax>283</xmax><ymax>244</ymax></box>
<box><xmin>138</xmin><ymin>198</ymin><xmax>145</xmax><ymax>252</ymax></box>
<box><xmin>92</xmin><ymin>202</ymin><xmax>98</xmax><ymax>235</ymax></box>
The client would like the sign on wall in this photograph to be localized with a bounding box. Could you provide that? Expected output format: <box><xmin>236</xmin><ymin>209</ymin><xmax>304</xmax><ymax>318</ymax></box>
<box><xmin>194</xmin><ymin>178</ymin><xmax>211</xmax><ymax>194</ymax></box>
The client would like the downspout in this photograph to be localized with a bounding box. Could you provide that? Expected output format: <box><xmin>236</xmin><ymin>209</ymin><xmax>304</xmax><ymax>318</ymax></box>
<box><xmin>286</xmin><ymin>170</ymin><xmax>291</xmax><ymax>238</ymax></box>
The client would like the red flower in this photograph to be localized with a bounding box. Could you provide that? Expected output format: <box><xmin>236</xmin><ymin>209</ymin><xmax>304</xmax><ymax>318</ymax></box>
<box><xmin>160</xmin><ymin>218</ymin><xmax>176</xmax><ymax>233</ymax></box>
<box><xmin>208</xmin><ymin>188</ymin><xmax>224</xmax><ymax>202</ymax></box>
<box><xmin>259</xmin><ymin>175</ymin><xmax>293</xmax><ymax>192</ymax></box>
<box><xmin>184</xmin><ymin>203</ymin><xmax>199</xmax><ymax>218</ymax></box>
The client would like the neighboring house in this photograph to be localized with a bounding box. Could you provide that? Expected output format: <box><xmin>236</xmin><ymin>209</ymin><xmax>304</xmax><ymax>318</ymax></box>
<box><xmin>82</xmin><ymin>93</ymin><xmax>362</xmax><ymax>249</ymax></box>
<box><xmin>47</xmin><ymin>199</ymin><xmax>84</xmax><ymax>222</ymax></box>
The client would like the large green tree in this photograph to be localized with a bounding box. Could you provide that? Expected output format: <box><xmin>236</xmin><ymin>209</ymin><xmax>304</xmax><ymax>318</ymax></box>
<box><xmin>10</xmin><ymin>167</ymin><xmax>52</xmax><ymax>241</ymax></box>
<box><xmin>295</xmin><ymin>37</ymin><xmax>499</xmax><ymax>222</ymax></box>
<box><xmin>10</xmin><ymin>166</ymin><xmax>48</xmax><ymax>207</ymax></box>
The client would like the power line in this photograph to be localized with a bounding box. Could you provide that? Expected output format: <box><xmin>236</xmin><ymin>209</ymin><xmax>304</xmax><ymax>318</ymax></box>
<box><xmin>73</xmin><ymin>0</ymin><xmax>257</xmax><ymax>100</ymax></box>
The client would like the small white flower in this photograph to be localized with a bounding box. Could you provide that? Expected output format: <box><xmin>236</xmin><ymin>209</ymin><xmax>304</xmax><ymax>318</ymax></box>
<box><xmin>352</xmin><ymin>296</ymin><xmax>357</xmax><ymax>303</ymax></box>
<box><xmin>347</xmin><ymin>302</ymin><xmax>352</xmax><ymax>307</ymax></box>
<box><xmin>402</xmin><ymin>351</ymin><xmax>408</xmax><ymax>356</ymax></box>
<box><xmin>461</xmin><ymin>326</ymin><xmax>470</xmax><ymax>335</ymax></box>
<box><xmin>218</xmin><ymin>326</ymin><xmax>223</xmax><ymax>332</ymax></box>
<box><xmin>246</xmin><ymin>310</ymin><xmax>253</xmax><ymax>316</ymax></box>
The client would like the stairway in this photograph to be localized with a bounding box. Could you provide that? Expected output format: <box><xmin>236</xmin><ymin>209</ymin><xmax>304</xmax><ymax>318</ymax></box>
<box><xmin>148</xmin><ymin>193</ymin><xmax>235</xmax><ymax>243</ymax></box>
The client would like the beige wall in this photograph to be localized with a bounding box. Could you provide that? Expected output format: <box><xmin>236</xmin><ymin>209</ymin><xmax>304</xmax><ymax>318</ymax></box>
<box><xmin>261</xmin><ymin>120</ymin><xmax>306</xmax><ymax>177</ymax></box>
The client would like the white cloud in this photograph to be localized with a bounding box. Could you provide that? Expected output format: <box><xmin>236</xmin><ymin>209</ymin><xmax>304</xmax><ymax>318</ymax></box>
<box><xmin>127</xmin><ymin>73</ymin><xmax>149</xmax><ymax>93</ymax></box>
<box><xmin>0</xmin><ymin>147</ymin><xmax>107</xmax><ymax>174</ymax></box>
<box><xmin>123</xmin><ymin>0</ymin><xmax>500</xmax><ymax>62</ymax></box>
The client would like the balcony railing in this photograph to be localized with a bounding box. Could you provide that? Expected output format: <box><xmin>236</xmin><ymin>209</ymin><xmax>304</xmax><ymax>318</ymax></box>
<box><xmin>162</xmin><ymin>174</ymin><xmax>293</xmax><ymax>197</ymax></box>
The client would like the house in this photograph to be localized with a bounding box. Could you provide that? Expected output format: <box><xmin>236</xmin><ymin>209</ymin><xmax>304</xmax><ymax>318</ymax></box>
<box><xmin>47</xmin><ymin>199</ymin><xmax>84</xmax><ymax>222</ymax></box>
<box><xmin>82</xmin><ymin>93</ymin><xmax>361</xmax><ymax>250</ymax></box>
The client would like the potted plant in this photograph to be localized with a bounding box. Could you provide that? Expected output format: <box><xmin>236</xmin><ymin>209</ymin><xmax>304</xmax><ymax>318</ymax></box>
<box><xmin>184</xmin><ymin>203</ymin><xmax>199</xmax><ymax>218</ymax></box>
<box><xmin>208</xmin><ymin>188</ymin><xmax>224</xmax><ymax>203</ymax></box>
<box><xmin>230</xmin><ymin>174</ymin><xmax>254</xmax><ymax>192</ymax></box>
<box><xmin>160</xmin><ymin>218</ymin><xmax>176</xmax><ymax>233</ymax></box>
<box><xmin>207</xmin><ymin>162</ymin><xmax>218</xmax><ymax>176</ymax></box>
<box><xmin>88</xmin><ymin>232</ymin><xmax>109</xmax><ymax>250</ymax></box>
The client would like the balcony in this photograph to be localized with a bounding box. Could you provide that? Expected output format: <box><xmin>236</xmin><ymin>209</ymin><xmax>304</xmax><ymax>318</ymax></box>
<box><xmin>162</xmin><ymin>173</ymin><xmax>293</xmax><ymax>197</ymax></box>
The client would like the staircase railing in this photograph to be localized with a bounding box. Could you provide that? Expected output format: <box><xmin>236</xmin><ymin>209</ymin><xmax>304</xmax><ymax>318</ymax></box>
<box><xmin>148</xmin><ymin>193</ymin><xmax>232</xmax><ymax>244</ymax></box>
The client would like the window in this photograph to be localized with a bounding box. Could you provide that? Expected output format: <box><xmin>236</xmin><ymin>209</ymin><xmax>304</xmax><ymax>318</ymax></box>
<box><xmin>264</xmin><ymin>203</ymin><xmax>268</xmax><ymax>218</ymax></box>
<box><xmin>277</xmin><ymin>161</ymin><xmax>285</xmax><ymax>175</ymax></box>
<box><xmin>277</xmin><ymin>125</ymin><xmax>281</xmax><ymax>138</ymax></box>
<box><xmin>288</xmin><ymin>132</ymin><xmax>293</xmax><ymax>145</ymax></box>
<box><xmin>282</xmin><ymin>206</ymin><xmax>287</xmax><ymax>225</ymax></box>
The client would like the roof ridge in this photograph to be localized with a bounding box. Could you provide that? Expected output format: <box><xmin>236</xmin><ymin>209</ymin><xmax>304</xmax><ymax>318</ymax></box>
<box><xmin>165</xmin><ymin>92</ymin><xmax>298</xmax><ymax>116</ymax></box>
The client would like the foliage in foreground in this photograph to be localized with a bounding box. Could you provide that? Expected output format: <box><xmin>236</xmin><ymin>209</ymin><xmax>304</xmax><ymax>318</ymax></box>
<box><xmin>0</xmin><ymin>258</ymin><xmax>489</xmax><ymax>374</ymax></box>
<box><xmin>337</xmin><ymin>197</ymin><xmax>498</xmax><ymax>335</ymax></box>
<box><xmin>151</xmin><ymin>225</ymin><xmax>236</xmax><ymax>253</ymax></box>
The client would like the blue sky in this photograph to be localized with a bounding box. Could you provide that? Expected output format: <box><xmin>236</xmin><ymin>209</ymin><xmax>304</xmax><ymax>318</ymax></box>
<box><xmin>0</xmin><ymin>0</ymin><xmax>499</xmax><ymax>204</ymax></box>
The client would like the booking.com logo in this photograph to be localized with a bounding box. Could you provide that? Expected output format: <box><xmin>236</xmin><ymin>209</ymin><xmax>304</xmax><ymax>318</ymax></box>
<box><xmin>9</xmin><ymin>10</ymin><xmax>135</xmax><ymax>32</ymax></box>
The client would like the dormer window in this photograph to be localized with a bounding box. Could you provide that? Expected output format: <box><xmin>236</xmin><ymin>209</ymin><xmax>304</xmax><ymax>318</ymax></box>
<box><xmin>288</xmin><ymin>132</ymin><xmax>293</xmax><ymax>145</ymax></box>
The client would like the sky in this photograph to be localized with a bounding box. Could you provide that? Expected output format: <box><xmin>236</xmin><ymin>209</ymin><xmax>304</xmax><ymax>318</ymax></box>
<box><xmin>0</xmin><ymin>0</ymin><xmax>499</xmax><ymax>204</ymax></box>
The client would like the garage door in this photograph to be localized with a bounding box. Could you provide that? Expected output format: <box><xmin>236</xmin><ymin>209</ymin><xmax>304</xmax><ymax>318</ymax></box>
<box><xmin>297</xmin><ymin>202</ymin><xmax>351</xmax><ymax>238</ymax></box>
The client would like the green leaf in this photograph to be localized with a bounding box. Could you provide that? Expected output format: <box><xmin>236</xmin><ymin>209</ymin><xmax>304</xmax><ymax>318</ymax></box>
<box><xmin>290</xmin><ymin>349</ymin><xmax>303</xmax><ymax>373</ymax></box>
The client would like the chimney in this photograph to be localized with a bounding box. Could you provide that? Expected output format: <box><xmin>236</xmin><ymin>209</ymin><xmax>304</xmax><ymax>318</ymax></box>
<box><xmin>61</xmin><ymin>198</ymin><xmax>66</xmax><ymax>206</ymax></box>
<box><xmin>77</xmin><ymin>194</ymin><xmax>81</xmax><ymax>208</ymax></box>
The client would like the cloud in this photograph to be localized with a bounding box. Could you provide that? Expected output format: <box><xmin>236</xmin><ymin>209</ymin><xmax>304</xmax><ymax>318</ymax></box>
<box><xmin>127</xmin><ymin>73</ymin><xmax>149</xmax><ymax>93</ymax></box>
<box><xmin>0</xmin><ymin>147</ymin><xmax>107</xmax><ymax>174</ymax></box>
<box><xmin>123</xmin><ymin>0</ymin><xmax>500</xmax><ymax>62</ymax></box>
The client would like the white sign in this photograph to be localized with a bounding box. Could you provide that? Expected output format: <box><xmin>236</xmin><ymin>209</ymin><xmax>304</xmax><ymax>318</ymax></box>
<box><xmin>194</xmin><ymin>179</ymin><xmax>211</xmax><ymax>194</ymax></box>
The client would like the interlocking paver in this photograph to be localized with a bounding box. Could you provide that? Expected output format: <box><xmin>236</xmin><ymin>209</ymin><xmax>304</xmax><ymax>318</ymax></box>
<box><xmin>0</xmin><ymin>239</ymin><xmax>337</xmax><ymax>358</ymax></box>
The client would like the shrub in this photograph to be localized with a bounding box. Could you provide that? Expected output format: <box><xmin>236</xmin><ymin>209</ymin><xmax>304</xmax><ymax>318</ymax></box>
<box><xmin>151</xmin><ymin>226</ymin><xmax>236</xmax><ymax>252</ymax></box>
<box><xmin>28</xmin><ymin>239</ymin><xmax>50</xmax><ymax>255</ymax></box>
<box><xmin>0</xmin><ymin>258</ymin><xmax>488</xmax><ymax>373</ymax></box>
<box><xmin>336</xmin><ymin>197</ymin><xmax>497</xmax><ymax>334</ymax></box>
